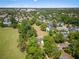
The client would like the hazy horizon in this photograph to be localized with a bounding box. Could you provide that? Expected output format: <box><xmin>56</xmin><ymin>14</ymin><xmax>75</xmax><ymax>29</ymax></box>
<box><xmin>0</xmin><ymin>0</ymin><xmax>79</xmax><ymax>8</ymax></box>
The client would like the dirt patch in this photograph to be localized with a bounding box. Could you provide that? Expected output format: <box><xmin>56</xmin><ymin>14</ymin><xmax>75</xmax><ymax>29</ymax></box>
<box><xmin>33</xmin><ymin>24</ymin><xmax>48</xmax><ymax>38</ymax></box>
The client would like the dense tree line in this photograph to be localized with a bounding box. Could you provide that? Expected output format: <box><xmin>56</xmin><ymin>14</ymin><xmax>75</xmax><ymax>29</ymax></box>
<box><xmin>43</xmin><ymin>36</ymin><xmax>61</xmax><ymax>59</ymax></box>
<box><xmin>0</xmin><ymin>18</ymin><xmax>3</xmax><ymax>27</ymax></box>
<box><xmin>18</xmin><ymin>19</ymin><xmax>62</xmax><ymax>59</ymax></box>
<box><xmin>18</xmin><ymin>20</ymin><xmax>37</xmax><ymax>52</ymax></box>
<box><xmin>26</xmin><ymin>36</ymin><xmax>45</xmax><ymax>59</ymax></box>
<box><xmin>40</xmin><ymin>23</ymin><xmax>47</xmax><ymax>31</ymax></box>
<box><xmin>64</xmin><ymin>32</ymin><xmax>79</xmax><ymax>59</ymax></box>
<box><xmin>49</xmin><ymin>30</ymin><xmax>65</xmax><ymax>43</ymax></box>
<box><xmin>10</xmin><ymin>16</ymin><xmax>18</xmax><ymax>28</ymax></box>
<box><xmin>60</xmin><ymin>15</ymin><xmax>79</xmax><ymax>26</ymax></box>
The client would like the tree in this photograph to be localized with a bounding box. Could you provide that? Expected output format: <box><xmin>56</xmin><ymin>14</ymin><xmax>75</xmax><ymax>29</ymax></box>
<box><xmin>26</xmin><ymin>36</ymin><xmax>45</xmax><ymax>59</ymax></box>
<box><xmin>75</xmin><ymin>48</ymin><xmax>79</xmax><ymax>59</ymax></box>
<box><xmin>49</xmin><ymin>30</ymin><xmax>54</xmax><ymax>36</ymax></box>
<box><xmin>18</xmin><ymin>20</ymin><xmax>37</xmax><ymax>52</ymax></box>
<box><xmin>49</xmin><ymin>30</ymin><xmax>65</xmax><ymax>43</ymax></box>
<box><xmin>40</xmin><ymin>23</ymin><xmax>47</xmax><ymax>31</ymax></box>
<box><xmin>60</xmin><ymin>15</ymin><xmax>79</xmax><ymax>26</ymax></box>
<box><xmin>43</xmin><ymin>36</ymin><xmax>61</xmax><ymax>59</ymax></box>
<box><xmin>65</xmin><ymin>32</ymin><xmax>79</xmax><ymax>59</ymax></box>
<box><xmin>27</xmin><ymin>28</ymin><xmax>37</xmax><ymax>37</ymax></box>
<box><xmin>0</xmin><ymin>18</ymin><xmax>3</xmax><ymax>27</ymax></box>
<box><xmin>68</xmin><ymin>32</ymin><xmax>79</xmax><ymax>43</ymax></box>
<box><xmin>18</xmin><ymin>20</ymin><xmax>37</xmax><ymax>38</ymax></box>
<box><xmin>36</xmin><ymin>20</ymin><xmax>42</xmax><ymax>26</ymax></box>
<box><xmin>29</xmin><ymin>18</ymin><xmax>36</xmax><ymax>25</ymax></box>
<box><xmin>10</xmin><ymin>16</ymin><xmax>18</xmax><ymax>28</ymax></box>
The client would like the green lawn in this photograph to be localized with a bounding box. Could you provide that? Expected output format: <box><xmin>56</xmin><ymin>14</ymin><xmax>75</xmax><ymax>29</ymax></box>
<box><xmin>0</xmin><ymin>27</ymin><xmax>25</xmax><ymax>59</ymax></box>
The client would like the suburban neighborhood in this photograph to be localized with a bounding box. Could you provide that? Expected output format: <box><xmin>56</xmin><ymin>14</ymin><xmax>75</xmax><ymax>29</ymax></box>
<box><xmin>0</xmin><ymin>8</ymin><xmax>79</xmax><ymax>59</ymax></box>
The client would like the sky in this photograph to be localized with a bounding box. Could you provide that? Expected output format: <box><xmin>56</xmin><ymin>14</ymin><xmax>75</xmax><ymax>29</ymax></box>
<box><xmin>0</xmin><ymin>0</ymin><xmax>79</xmax><ymax>8</ymax></box>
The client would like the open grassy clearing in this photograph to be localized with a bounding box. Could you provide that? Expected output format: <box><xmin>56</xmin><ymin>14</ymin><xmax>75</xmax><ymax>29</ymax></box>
<box><xmin>0</xmin><ymin>27</ymin><xmax>25</xmax><ymax>59</ymax></box>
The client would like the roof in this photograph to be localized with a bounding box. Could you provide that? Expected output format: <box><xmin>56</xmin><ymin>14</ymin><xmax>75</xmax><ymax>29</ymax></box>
<box><xmin>0</xmin><ymin>14</ymin><xmax>7</xmax><ymax>18</ymax></box>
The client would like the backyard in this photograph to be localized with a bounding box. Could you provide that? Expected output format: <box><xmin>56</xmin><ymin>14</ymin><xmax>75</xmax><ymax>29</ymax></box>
<box><xmin>0</xmin><ymin>27</ymin><xmax>25</xmax><ymax>59</ymax></box>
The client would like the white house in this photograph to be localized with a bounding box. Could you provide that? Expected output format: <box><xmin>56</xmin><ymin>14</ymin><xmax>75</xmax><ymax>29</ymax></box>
<box><xmin>46</xmin><ymin>27</ymin><xmax>50</xmax><ymax>32</ymax></box>
<box><xmin>3</xmin><ymin>17</ymin><xmax>11</xmax><ymax>26</ymax></box>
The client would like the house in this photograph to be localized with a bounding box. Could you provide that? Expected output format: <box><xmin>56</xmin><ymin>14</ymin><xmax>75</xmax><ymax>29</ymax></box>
<box><xmin>19</xmin><ymin>17</ymin><xmax>24</xmax><ymax>22</ymax></box>
<box><xmin>58</xmin><ymin>42</ymin><xmax>70</xmax><ymax>50</ymax></box>
<box><xmin>39</xmin><ymin>15</ymin><xmax>46</xmax><ymax>22</ymax></box>
<box><xmin>46</xmin><ymin>22</ymin><xmax>56</xmax><ymax>32</ymax></box>
<box><xmin>48</xmin><ymin>14</ymin><xmax>52</xmax><ymax>18</ymax></box>
<box><xmin>48</xmin><ymin>22</ymin><xmax>53</xmax><ymax>29</ymax></box>
<box><xmin>0</xmin><ymin>14</ymin><xmax>7</xmax><ymax>18</ymax></box>
<box><xmin>68</xmin><ymin>26</ymin><xmax>79</xmax><ymax>32</ymax></box>
<box><xmin>57</xmin><ymin>22</ymin><xmax>64</xmax><ymax>27</ymax></box>
<box><xmin>57</xmin><ymin>26</ymin><xmax>69</xmax><ymax>38</ymax></box>
<box><xmin>15</xmin><ymin>17</ymin><xmax>19</xmax><ymax>22</ymax></box>
<box><xmin>0</xmin><ymin>14</ymin><xmax>12</xmax><ymax>26</ymax></box>
<box><xmin>3</xmin><ymin>17</ymin><xmax>11</xmax><ymax>26</ymax></box>
<box><xmin>36</xmin><ymin>12</ymin><xmax>40</xmax><ymax>15</ymax></box>
<box><xmin>56</xmin><ymin>22</ymin><xmax>69</xmax><ymax>38</ymax></box>
<box><xmin>60</xmin><ymin>30</ymin><xmax>69</xmax><ymax>38</ymax></box>
<box><xmin>61</xmin><ymin>13</ymin><xmax>65</xmax><ymax>15</ymax></box>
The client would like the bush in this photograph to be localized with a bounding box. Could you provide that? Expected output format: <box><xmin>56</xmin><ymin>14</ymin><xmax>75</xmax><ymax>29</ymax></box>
<box><xmin>40</xmin><ymin>23</ymin><xmax>47</xmax><ymax>31</ymax></box>
<box><xmin>36</xmin><ymin>21</ymin><xmax>42</xmax><ymax>26</ymax></box>
<box><xmin>49</xmin><ymin>30</ymin><xmax>65</xmax><ymax>43</ymax></box>
<box><xmin>43</xmin><ymin>36</ymin><xmax>61</xmax><ymax>59</ymax></box>
<box><xmin>10</xmin><ymin>16</ymin><xmax>18</xmax><ymax>28</ymax></box>
<box><xmin>26</xmin><ymin>36</ymin><xmax>45</xmax><ymax>59</ymax></box>
<box><xmin>12</xmin><ymin>23</ymin><xmax>18</xmax><ymax>28</ymax></box>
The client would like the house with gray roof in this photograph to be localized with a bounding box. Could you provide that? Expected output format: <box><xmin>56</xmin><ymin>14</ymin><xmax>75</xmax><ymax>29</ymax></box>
<box><xmin>3</xmin><ymin>17</ymin><xmax>11</xmax><ymax>26</ymax></box>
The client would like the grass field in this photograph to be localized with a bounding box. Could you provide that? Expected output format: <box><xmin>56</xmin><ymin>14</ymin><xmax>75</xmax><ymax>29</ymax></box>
<box><xmin>0</xmin><ymin>27</ymin><xmax>25</xmax><ymax>59</ymax></box>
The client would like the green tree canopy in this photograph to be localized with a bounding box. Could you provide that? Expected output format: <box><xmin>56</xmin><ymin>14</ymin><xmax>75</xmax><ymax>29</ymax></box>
<box><xmin>49</xmin><ymin>30</ymin><xmax>65</xmax><ymax>43</ymax></box>
<box><xmin>26</xmin><ymin>36</ymin><xmax>45</xmax><ymax>59</ymax></box>
<box><xmin>43</xmin><ymin>36</ymin><xmax>61</xmax><ymax>59</ymax></box>
<box><xmin>65</xmin><ymin>32</ymin><xmax>79</xmax><ymax>59</ymax></box>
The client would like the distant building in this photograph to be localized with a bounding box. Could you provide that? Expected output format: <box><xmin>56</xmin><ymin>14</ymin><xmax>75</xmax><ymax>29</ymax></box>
<box><xmin>26</xmin><ymin>9</ymin><xmax>36</xmax><ymax>12</ymax></box>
